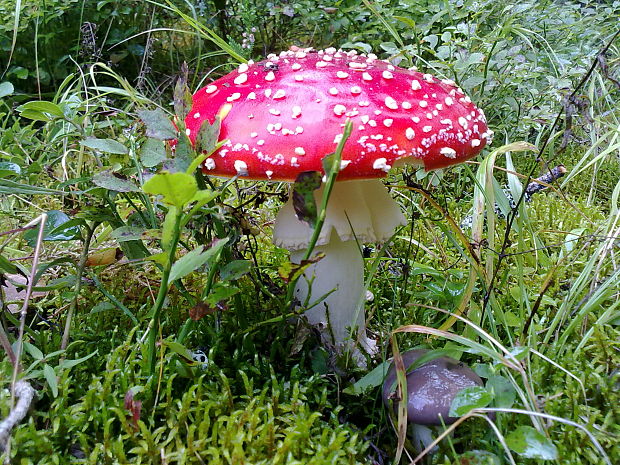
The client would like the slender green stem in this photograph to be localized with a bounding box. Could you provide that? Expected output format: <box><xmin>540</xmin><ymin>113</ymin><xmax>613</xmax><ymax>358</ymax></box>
<box><xmin>147</xmin><ymin>209</ymin><xmax>183</xmax><ymax>374</ymax></box>
<box><xmin>61</xmin><ymin>221</ymin><xmax>98</xmax><ymax>350</ymax></box>
<box><xmin>284</xmin><ymin>120</ymin><xmax>352</xmax><ymax>305</ymax></box>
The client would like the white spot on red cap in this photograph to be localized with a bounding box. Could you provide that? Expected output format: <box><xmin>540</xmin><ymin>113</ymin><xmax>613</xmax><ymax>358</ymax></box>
<box><xmin>329</xmin><ymin>87</ymin><xmax>339</xmax><ymax>96</ymax></box>
<box><xmin>471</xmin><ymin>139</ymin><xmax>481</xmax><ymax>147</ymax></box>
<box><xmin>440</xmin><ymin>147</ymin><xmax>457</xmax><ymax>158</ymax></box>
<box><xmin>291</xmin><ymin>63</ymin><xmax>302</xmax><ymax>71</ymax></box>
<box><xmin>234</xmin><ymin>73</ymin><xmax>248</xmax><ymax>85</ymax></box>
<box><xmin>349</xmin><ymin>62</ymin><xmax>366</xmax><ymax>69</ymax></box>
<box><xmin>206</xmin><ymin>85</ymin><xmax>217</xmax><ymax>94</ymax></box>
<box><xmin>402</xmin><ymin>101</ymin><xmax>412</xmax><ymax>109</ymax></box>
<box><xmin>205</xmin><ymin>158</ymin><xmax>216</xmax><ymax>170</ymax></box>
<box><xmin>238</xmin><ymin>63</ymin><xmax>249</xmax><ymax>73</ymax></box>
<box><xmin>383</xmin><ymin>119</ymin><xmax>393</xmax><ymax>127</ymax></box>
<box><xmin>269</xmin><ymin>108</ymin><xmax>281</xmax><ymax>116</ymax></box>
<box><xmin>316</xmin><ymin>61</ymin><xmax>328</xmax><ymax>68</ymax></box>
<box><xmin>226</xmin><ymin>93</ymin><xmax>241</xmax><ymax>102</ymax></box>
<box><xmin>411</xmin><ymin>80</ymin><xmax>421</xmax><ymax>90</ymax></box>
<box><xmin>273</xmin><ymin>89</ymin><xmax>286</xmax><ymax>99</ymax></box>
<box><xmin>385</xmin><ymin>96</ymin><xmax>398</xmax><ymax>110</ymax></box>
<box><xmin>423</xmin><ymin>73</ymin><xmax>434</xmax><ymax>82</ymax></box>
<box><xmin>445</xmin><ymin>96</ymin><xmax>453</xmax><ymax>106</ymax></box>
<box><xmin>292</xmin><ymin>106</ymin><xmax>302</xmax><ymax>118</ymax></box>
<box><xmin>185</xmin><ymin>128</ymin><xmax>191</xmax><ymax>136</ymax></box>
<box><xmin>419</xmin><ymin>100</ymin><xmax>428</xmax><ymax>108</ymax></box>
<box><xmin>265</xmin><ymin>71</ymin><xmax>276</xmax><ymax>81</ymax></box>
<box><xmin>373</xmin><ymin>157</ymin><xmax>391</xmax><ymax>172</ymax></box>
<box><xmin>257</xmin><ymin>139</ymin><xmax>265</xmax><ymax>146</ymax></box>
<box><xmin>382</xmin><ymin>70</ymin><xmax>393</xmax><ymax>79</ymax></box>
<box><xmin>193</xmin><ymin>112</ymin><xmax>201</xmax><ymax>118</ymax></box>
<box><xmin>234</xmin><ymin>160</ymin><xmax>248</xmax><ymax>175</ymax></box>
<box><xmin>351</xmin><ymin>86</ymin><xmax>362</xmax><ymax>94</ymax></box>
<box><xmin>294</xmin><ymin>75</ymin><xmax>304</xmax><ymax>82</ymax></box>
<box><xmin>362</xmin><ymin>72</ymin><xmax>373</xmax><ymax>81</ymax></box>
<box><xmin>265</xmin><ymin>170</ymin><xmax>273</xmax><ymax>178</ymax></box>
<box><xmin>295</xmin><ymin>147</ymin><xmax>305</xmax><ymax>156</ymax></box>
<box><xmin>336</xmin><ymin>71</ymin><xmax>349</xmax><ymax>79</ymax></box>
<box><xmin>333</xmin><ymin>104</ymin><xmax>346</xmax><ymax>116</ymax></box>
<box><xmin>359</xmin><ymin>101</ymin><xmax>370</xmax><ymax>107</ymax></box>
<box><xmin>423</xmin><ymin>126</ymin><xmax>432</xmax><ymax>133</ymax></box>
<box><xmin>405</xmin><ymin>127</ymin><xmax>415</xmax><ymax>140</ymax></box>
<box><xmin>247</xmin><ymin>92</ymin><xmax>256</xmax><ymax>100</ymax></box>
<box><xmin>250</xmin><ymin>132</ymin><xmax>258</xmax><ymax>138</ymax></box>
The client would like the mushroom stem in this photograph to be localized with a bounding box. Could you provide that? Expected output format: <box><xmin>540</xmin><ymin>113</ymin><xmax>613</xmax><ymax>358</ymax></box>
<box><xmin>290</xmin><ymin>233</ymin><xmax>372</xmax><ymax>356</ymax></box>
<box><xmin>274</xmin><ymin>179</ymin><xmax>407</xmax><ymax>361</ymax></box>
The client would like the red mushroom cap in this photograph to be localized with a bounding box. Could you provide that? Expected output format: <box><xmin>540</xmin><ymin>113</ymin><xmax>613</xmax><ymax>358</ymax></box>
<box><xmin>185</xmin><ymin>48</ymin><xmax>491</xmax><ymax>181</ymax></box>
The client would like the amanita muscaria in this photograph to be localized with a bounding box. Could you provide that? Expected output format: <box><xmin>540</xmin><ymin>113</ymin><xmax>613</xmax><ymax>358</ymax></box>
<box><xmin>185</xmin><ymin>47</ymin><xmax>491</xmax><ymax>362</ymax></box>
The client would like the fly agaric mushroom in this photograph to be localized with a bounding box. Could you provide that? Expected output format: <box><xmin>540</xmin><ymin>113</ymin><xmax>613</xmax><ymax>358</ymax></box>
<box><xmin>382</xmin><ymin>349</ymin><xmax>484</xmax><ymax>453</ymax></box>
<box><xmin>184</xmin><ymin>48</ymin><xmax>491</xmax><ymax>362</ymax></box>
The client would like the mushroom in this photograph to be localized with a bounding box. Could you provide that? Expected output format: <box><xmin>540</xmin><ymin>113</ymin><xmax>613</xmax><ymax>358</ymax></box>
<box><xmin>382</xmin><ymin>349</ymin><xmax>484</xmax><ymax>452</ymax></box>
<box><xmin>184</xmin><ymin>48</ymin><xmax>491</xmax><ymax>362</ymax></box>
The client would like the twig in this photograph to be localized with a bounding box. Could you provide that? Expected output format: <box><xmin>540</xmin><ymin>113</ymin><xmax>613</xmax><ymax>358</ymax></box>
<box><xmin>0</xmin><ymin>381</ymin><xmax>36</xmax><ymax>453</ymax></box>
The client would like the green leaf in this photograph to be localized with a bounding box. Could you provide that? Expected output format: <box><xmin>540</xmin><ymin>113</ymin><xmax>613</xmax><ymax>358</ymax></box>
<box><xmin>18</xmin><ymin>100</ymin><xmax>64</xmax><ymax>118</ymax></box>
<box><xmin>487</xmin><ymin>375</ymin><xmax>516</xmax><ymax>408</ymax></box>
<box><xmin>137</xmin><ymin>108</ymin><xmax>177</xmax><ymax>140</ymax></box>
<box><xmin>0</xmin><ymin>81</ymin><xmax>14</xmax><ymax>99</ymax></box>
<box><xmin>111</xmin><ymin>226</ymin><xmax>145</xmax><ymax>243</ymax></box>
<box><xmin>448</xmin><ymin>385</ymin><xmax>493</xmax><ymax>417</ymax></box>
<box><xmin>82</xmin><ymin>137</ymin><xmax>128</xmax><ymax>155</ymax></box>
<box><xmin>189</xmin><ymin>189</ymin><xmax>218</xmax><ymax>205</ymax></box>
<box><xmin>206</xmin><ymin>282</ymin><xmax>240</xmax><ymax>304</ymax></box>
<box><xmin>58</xmin><ymin>350</ymin><xmax>98</xmax><ymax>369</ymax></box>
<box><xmin>173</xmin><ymin>64</ymin><xmax>193</xmax><ymax>121</ymax></box>
<box><xmin>17</xmin><ymin>109</ymin><xmax>52</xmax><ymax>122</ymax></box>
<box><xmin>0</xmin><ymin>254</ymin><xmax>19</xmax><ymax>274</ymax></box>
<box><xmin>23</xmin><ymin>342</ymin><xmax>44</xmax><ymax>361</ymax></box>
<box><xmin>172</xmin><ymin>134</ymin><xmax>193</xmax><ymax>173</ymax></box>
<box><xmin>195</xmin><ymin>116</ymin><xmax>221</xmax><ymax>154</ymax></box>
<box><xmin>92</xmin><ymin>171</ymin><xmax>139</xmax><ymax>192</ymax></box>
<box><xmin>220</xmin><ymin>260</ymin><xmax>252</xmax><ymax>281</ymax></box>
<box><xmin>343</xmin><ymin>360</ymin><xmax>391</xmax><ymax>395</ymax></box>
<box><xmin>140</xmin><ymin>138</ymin><xmax>167</xmax><ymax>168</ymax></box>
<box><xmin>164</xmin><ymin>341</ymin><xmax>193</xmax><ymax>361</ymax></box>
<box><xmin>161</xmin><ymin>206</ymin><xmax>179</xmax><ymax>252</ymax></box>
<box><xmin>143</xmin><ymin>172</ymin><xmax>197</xmax><ymax>207</ymax></box>
<box><xmin>506</xmin><ymin>426</ymin><xmax>558</xmax><ymax>460</ymax></box>
<box><xmin>43</xmin><ymin>364</ymin><xmax>59</xmax><ymax>397</ymax></box>
<box><xmin>23</xmin><ymin>210</ymin><xmax>82</xmax><ymax>246</ymax></box>
<box><xmin>0</xmin><ymin>178</ymin><xmax>66</xmax><ymax>195</ymax></box>
<box><xmin>292</xmin><ymin>171</ymin><xmax>321</xmax><ymax>227</ymax></box>
<box><xmin>167</xmin><ymin>238</ymin><xmax>229</xmax><ymax>284</ymax></box>
<box><xmin>0</xmin><ymin>162</ymin><xmax>21</xmax><ymax>178</ymax></box>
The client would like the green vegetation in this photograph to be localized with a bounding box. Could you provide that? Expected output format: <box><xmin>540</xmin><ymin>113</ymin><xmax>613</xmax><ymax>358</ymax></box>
<box><xmin>1</xmin><ymin>0</ymin><xmax>619</xmax><ymax>463</ymax></box>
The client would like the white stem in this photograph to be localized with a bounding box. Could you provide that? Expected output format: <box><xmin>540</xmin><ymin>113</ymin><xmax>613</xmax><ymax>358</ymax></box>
<box><xmin>274</xmin><ymin>179</ymin><xmax>406</xmax><ymax>361</ymax></box>
<box><xmin>290</xmin><ymin>233</ymin><xmax>371</xmax><ymax>353</ymax></box>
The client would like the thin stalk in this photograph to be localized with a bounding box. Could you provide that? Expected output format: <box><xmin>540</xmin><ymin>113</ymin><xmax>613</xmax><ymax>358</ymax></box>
<box><xmin>147</xmin><ymin>209</ymin><xmax>183</xmax><ymax>374</ymax></box>
<box><xmin>61</xmin><ymin>222</ymin><xmax>98</xmax><ymax>350</ymax></box>
<box><xmin>10</xmin><ymin>214</ymin><xmax>46</xmax><ymax>382</ymax></box>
